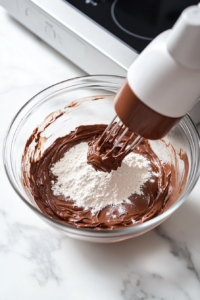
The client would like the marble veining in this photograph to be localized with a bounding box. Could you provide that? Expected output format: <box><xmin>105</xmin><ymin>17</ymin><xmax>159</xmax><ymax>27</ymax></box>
<box><xmin>155</xmin><ymin>227</ymin><xmax>200</xmax><ymax>282</ymax></box>
<box><xmin>0</xmin><ymin>210</ymin><xmax>63</xmax><ymax>286</ymax></box>
<box><xmin>121</xmin><ymin>271</ymin><xmax>190</xmax><ymax>300</ymax></box>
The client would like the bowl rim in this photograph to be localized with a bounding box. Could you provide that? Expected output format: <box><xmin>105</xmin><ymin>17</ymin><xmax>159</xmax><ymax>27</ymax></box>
<box><xmin>3</xmin><ymin>75</ymin><xmax>200</xmax><ymax>235</ymax></box>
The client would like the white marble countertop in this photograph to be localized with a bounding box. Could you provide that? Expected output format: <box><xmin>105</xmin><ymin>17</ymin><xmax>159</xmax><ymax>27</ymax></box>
<box><xmin>1</xmin><ymin>6</ymin><xmax>200</xmax><ymax>300</ymax></box>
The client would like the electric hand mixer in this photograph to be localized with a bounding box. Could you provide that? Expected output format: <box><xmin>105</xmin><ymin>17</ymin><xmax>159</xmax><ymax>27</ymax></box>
<box><xmin>88</xmin><ymin>5</ymin><xmax>200</xmax><ymax>173</ymax></box>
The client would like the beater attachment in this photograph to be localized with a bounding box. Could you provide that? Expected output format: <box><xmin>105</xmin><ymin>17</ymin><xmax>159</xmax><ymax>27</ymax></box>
<box><xmin>100</xmin><ymin>115</ymin><xmax>143</xmax><ymax>155</ymax></box>
<box><xmin>87</xmin><ymin>115</ymin><xmax>143</xmax><ymax>173</ymax></box>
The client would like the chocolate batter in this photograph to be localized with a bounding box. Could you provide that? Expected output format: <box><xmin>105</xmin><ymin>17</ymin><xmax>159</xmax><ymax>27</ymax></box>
<box><xmin>22</xmin><ymin>123</ymin><xmax>189</xmax><ymax>230</ymax></box>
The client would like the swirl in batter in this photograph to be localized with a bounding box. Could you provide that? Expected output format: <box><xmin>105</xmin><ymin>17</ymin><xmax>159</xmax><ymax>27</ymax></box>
<box><xmin>22</xmin><ymin>123</ymin><xmax>188</xmax><ymax>230</ymax></box>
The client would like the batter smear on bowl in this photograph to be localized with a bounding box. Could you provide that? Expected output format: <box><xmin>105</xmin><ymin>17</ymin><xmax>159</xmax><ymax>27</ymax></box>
<box><xmin>22</xmin><ymin>121</ymin><xmax>188</xmax><ymax>230</ymax></box>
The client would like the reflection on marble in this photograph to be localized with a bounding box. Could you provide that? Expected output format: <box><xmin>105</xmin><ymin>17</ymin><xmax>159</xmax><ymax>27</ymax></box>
<box><xmin>1</xmin><ymin>5</ymin><xmax>200</xmax><ymax>300</ymax></box>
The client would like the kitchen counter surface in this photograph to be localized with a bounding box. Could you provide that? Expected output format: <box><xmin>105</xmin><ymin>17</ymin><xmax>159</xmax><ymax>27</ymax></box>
<box><xmin>1</xmin><ymin>7</ymin><xmax>200</xmax><ymax>300</ymax></box>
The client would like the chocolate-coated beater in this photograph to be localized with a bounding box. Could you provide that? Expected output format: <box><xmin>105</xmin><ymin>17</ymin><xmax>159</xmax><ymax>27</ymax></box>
<box><xmin>87</xmin><ymin>114</ymin><xmax>143</xmax><ymax>173</ymax></box>
<box><xmin>100</xmin><ymin>115</ymin><xmax>143</xmax><ymax>155</ymax></box>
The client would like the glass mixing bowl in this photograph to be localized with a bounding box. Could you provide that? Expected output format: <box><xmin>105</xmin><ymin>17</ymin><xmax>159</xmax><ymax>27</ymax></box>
<box><xmin>3</xmin><ymin>76</ymin><xmax>200</xmax><ymax>243</ymax></box>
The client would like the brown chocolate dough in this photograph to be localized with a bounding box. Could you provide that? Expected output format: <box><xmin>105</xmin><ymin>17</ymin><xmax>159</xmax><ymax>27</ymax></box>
<box><xmin>22</xmin><ymin>124</ymin><xmax>188</xmax><ymax>230</ymax></box>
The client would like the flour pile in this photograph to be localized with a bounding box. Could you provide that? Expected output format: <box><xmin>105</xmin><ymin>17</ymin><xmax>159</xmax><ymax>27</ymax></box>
<box><xmin>51</xmin><ymin>142</ymin><xmax>151</xmax><ymax>213</ymax></box>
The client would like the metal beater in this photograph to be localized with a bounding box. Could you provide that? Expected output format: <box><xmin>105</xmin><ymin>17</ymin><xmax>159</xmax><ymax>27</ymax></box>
<box><xmin>99</xmin><ymin>115</ymin><xmax>143</xmax><ymax>155</ymax></box>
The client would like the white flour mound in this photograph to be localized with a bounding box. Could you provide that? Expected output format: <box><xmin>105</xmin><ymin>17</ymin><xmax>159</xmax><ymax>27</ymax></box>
<box><xmin>51</xmin><ymin>142</ymin><xmax>151</xmax><ymax>213</ymax></box>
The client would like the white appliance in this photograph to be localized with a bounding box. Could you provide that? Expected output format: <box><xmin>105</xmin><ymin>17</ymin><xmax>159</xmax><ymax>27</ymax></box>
<box><xmin>1</xmin><ymin>0</ymin><xmax>200</xmax><ymax>124</ymax></box>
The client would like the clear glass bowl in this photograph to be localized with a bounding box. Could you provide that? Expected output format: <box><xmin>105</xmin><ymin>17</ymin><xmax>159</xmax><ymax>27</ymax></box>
<box><xmin>3</xmin><ymin>75</ymin><xmax>200</xmax><ymax>243</ymax></box>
